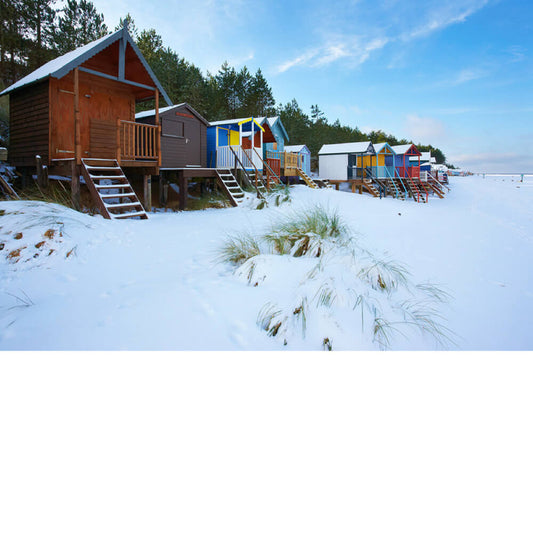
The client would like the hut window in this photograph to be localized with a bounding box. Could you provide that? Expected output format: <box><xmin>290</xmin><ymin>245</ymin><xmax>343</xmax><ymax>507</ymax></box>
<box><xmin>162</xmin><ymin>119</ymin><xmax>185</xmax><ymax>138</ymax></box>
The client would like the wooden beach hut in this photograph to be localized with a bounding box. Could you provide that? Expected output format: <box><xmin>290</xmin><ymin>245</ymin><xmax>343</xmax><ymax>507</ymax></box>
<box><xmin>285</xmin><ymin>144</ymin><xmax>312</xmax><ymax>176</ymax></box>
<box><xmin>318</xmin><ymin>141</ymin><xmax>375</xmax><ymax>180</ymax></box>
<box><xmin>0</xmin><ymin>25</ymin><xmax>172</xmax><ymax>219</ymax></box>
<box><xmin>136</xmin><ymin>103</ymin><xmax>209</xmax><ymax>168</ymax></box>
<box><xmin>391</xmin><ymin>144</ymin><xmax>429</xmax><ymax>202</ymax></box>
<box><xmin>207</xmin><ymin>117</ymin><xmax>277</xmax><ymax>170</ymax></box>
<box><xmin>318</xmin><ymin>141</ymin><xmax>383</xmax><ymax>195</ymax></box>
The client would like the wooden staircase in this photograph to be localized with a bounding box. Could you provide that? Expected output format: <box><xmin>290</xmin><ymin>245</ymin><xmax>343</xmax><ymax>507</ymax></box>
<box><xmin>253</xmin><ymin>148</ymin><xmax>281</xmax><ymax>186</ymax></box>
<box><xmin>0</xmin><ymin>167</ymin><xmax>20</xmax><ymax>199</ymax></box>
<box><xmin>215</xmin><ymin>169</ymin><xmax>245</xmax><ymax>207</ymax></box>
<box><xmin>386</xmin><ymin>178</ymin><xmax>403</xmax><ymax>199</ymax></box>
<box><xmin>404</xmin><ymin>174</ymin><xmax>427</xmax><ymax>203</ymax></box>
<box><xmin>81</xmin><ymin>159</ymin><xmax>148</xmax><ymax>219</ymax></box>
<box><xmin>362</xmin><ymin>179</ymin><xmax>380</xmax><ymax>197</ymax></box>
<box><xmin>427</xmin><ymin>176</ymin><xmax>445</xmax><ymax>198</ymax></box>
<box><xmin>230</xmin><ymin>147</ymin><xmax>267</xmax><ymax>199</ymax></box>
<box><xmin>296</xmin><ymin>167</ymin><xmax>319</xmax><ymax>189</ymax></box>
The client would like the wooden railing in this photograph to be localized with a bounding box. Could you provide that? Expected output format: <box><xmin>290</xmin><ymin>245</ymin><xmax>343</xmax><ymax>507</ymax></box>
<box><xmin>284</xmin><ymin>152</ymin><xmax>299</xmax><ymax>170</ymax></box>
<box><xmin>118</xmin><ymin>119</ymin><xmax>159</xmax><ymax>163</ymax></box>
<box><xmin>216</xmin><ymin>145</ymin><xmax>261</xmax><ymax>169</ymax></box>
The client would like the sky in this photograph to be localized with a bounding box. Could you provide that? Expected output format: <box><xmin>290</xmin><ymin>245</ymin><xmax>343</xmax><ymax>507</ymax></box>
<box><xmin>85</xmin><ymin>0</ymin><xmax>532</xmax><ymax>172</ymax></box>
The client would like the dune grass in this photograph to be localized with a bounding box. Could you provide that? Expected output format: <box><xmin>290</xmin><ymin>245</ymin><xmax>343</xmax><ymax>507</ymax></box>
<box><xmin>219</xmin><ymin>204</ymin><xmax>455</xmax><ymax>350</ymax></box>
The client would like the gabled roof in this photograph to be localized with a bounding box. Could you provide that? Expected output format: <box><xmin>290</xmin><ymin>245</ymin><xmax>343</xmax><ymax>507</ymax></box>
<box><xmin>410</xmin><ymin>151</ymin><xmax>431</xmax><ymax>163</ymax></box>
<box><xmin>0</xmin><ymin>27</ymin><xmax>172</xmax><ymax>105</ymax></box>
<box><xmin>372</xmin><ymin>142</ymin><xmax>396</xmax><ymax>155</ymax></box>
<box><xmin>318</xmin><ymin>141</ymin><xmax>374</xmax><ymax>156</ymax></box>
<box><xmin>136</xmin><ymin>102</ymin><xmax>209</xmax><ymax>126</ymax></box>
<box><xmin>285</xmin><ymin>144</ymin><xmax>310</xmax><ymax>153</ymax></box>
<box><xmin>209</xmin><ymin>117</ymin><xmax>258</xmax><ymax>127</ymax></box>
<box><xmin>256</xmin><ymin>116</ymin><xmax>289</xmax><ymax>142</ymax></box>
<box><xmin>391</xmin><ymin>144</ymin><xmax>421</xmax><ymax>157</ymax></box>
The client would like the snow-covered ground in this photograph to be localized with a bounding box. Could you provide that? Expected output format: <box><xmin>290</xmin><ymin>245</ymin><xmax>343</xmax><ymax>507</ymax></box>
<box><xmin>1</xmin><ymin>174</ymin><xmax>531</xmax><ymax>350</ymax></box>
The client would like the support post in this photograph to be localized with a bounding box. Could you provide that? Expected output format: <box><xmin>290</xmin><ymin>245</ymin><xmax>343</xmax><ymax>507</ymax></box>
<box><xmin>178</xmin><ymin>171</ymin><xmax>187</xmax><ymax>210</ymax></box>
<box><xmin>35</xmin><ymin>155</ymin><xmax>49</xmax><ymax>189</ymax></box>
<box><xmin>155</xmin><ymin>90</ymin><xmax>161</xmax><ymax>167</ymax></box>
<box><xmin>74</xmin><ymin>68</ymin><xmax>81</xmax><ymax>165</ymax></box>
<box><xmin>159</xmin><ymin>174</ymin><xmax>168</xmax><ymax>210</ymax></box>
<box><xmin>71</xmin><ymin>160</ymin><xmax>80</xmax><ymax>211</ymax></box>
<box><xmin>143</xmin><ymin>175</ymin><xmax>152</xmax><ymax>212</ymax></box>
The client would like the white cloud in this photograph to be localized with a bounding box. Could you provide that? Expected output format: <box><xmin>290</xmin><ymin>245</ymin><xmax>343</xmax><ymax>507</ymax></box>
<box><xmin>449</xmin><ymin>152</ymin><xmax>533</xmax><ymax>173</ymax></box>
<box><xmin>405</xmin><ymin>114</ymin><xmax>447</xmax><ymax>143</ymax></box>
<box><xmin>274</xmin><ymin>0</ymin><xmax>489</xmax><ymax>74</ymax></box>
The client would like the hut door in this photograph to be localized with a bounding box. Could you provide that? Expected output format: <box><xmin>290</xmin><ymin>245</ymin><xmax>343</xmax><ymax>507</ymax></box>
<box><xmin>54</xmin><ymin>88</ymin><xmax>75</xmax><ymax>156</ymax></box>
<box><xmin>347</xmin><ymin>154</ymin><xmax>356</xmax><ymax>178</ymax></box>
<box><xmin>184</xmin><ymin>121</ymin><xmax>201</xmax><ymax>166</ymax></box>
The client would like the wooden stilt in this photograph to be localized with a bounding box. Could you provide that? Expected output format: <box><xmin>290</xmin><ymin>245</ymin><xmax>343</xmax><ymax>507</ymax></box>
<box><xmin>143</xmin><ymin>174</ymin><xmax>152</xmax><ymax>212</ymax></box>
<box><xmin>178</xmin><ymin>171</ymin><xmax>187</xmax><ymax>210</ymax></box>
<box><xmin>36</xmin><ymin>155</ymin><xmax>49</xmax><ymax>188</ymax></box>
<box><xmin>159</xmin><ymin>174</ymin><xmax>168</xmax><ymax>209</ymax></box>
<box><xmin>71</xmin><ymin>160</ymin><xmax>80</xmax><ymax>210</ymax></box>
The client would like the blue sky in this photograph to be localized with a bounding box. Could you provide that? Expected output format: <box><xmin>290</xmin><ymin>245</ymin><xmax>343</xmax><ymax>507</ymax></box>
<box><xmin>89</xmin><ymin>0</ymin><xmax>532</xmax><ymax>172</ymax></box>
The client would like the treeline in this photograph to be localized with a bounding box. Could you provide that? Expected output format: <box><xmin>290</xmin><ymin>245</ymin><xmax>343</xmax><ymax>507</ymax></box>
<box><xmin>0</xmin><ymin>1</ymin><xmax>447</xmax><ymax>164</ymax></box>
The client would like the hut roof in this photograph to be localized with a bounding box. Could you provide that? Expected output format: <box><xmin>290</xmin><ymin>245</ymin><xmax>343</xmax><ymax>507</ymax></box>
<box><xmin>136</xmin><ymin>103</ymin><xmax>209</xmax><ymax>126</ymax></box>
<box><xmin>256</xmin><ymin>116</ymin><xmax>289</xmax><ymax>142</ymax></box>
<box><xmin>372</xmin><ymin>142</ymin><xmax>396</xmax><ymax>154</ymax></box>
<box><xmin>391</xmin><ymin>144</ymin><xmax>422</xmax><ymax>156</ymax></box>
<box><xmin>318</xmin><ymin>141</ymin><xmax>374</xmax><ymax>156</ymax></box>
<box><xmin>0</xmin><ymin>27</ymin><xmax>172</xmax><ymax>105</ymax></box>
<box><xmin>285</xmin><ymin>144</ymin><xmax>310</xmax><ymax>153</ymax></box>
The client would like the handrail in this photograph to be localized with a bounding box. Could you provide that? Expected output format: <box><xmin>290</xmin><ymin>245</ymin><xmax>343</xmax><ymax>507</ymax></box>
<box><xmin>253</xmin><ymin>147</ymin><xmax>279</xmax><ymax>188</ymax></box>
<box><xmin>365</xmin><ymin>167</ymin><xmax>386</xmax><ymax>198</ymax></box>
<box><xmin>394</xmin><ymin>168</ymin><xmax>409</xmax><ymax>199</ymax></box>
<box><xmin>230</xmin><ymin>146</ymin><xmax>265</xmax><ymax>199</ymax></box>
<box><xmin>120</xmin><ymin>120</ymin><xmax>159</xmax><ymax>161</ymax></box>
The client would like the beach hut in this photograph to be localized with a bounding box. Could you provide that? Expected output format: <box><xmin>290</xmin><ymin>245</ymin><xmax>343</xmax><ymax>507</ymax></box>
<box><xmin>207</xmin><ymin>117</ymin><xmax>276</xmax><ymax>171</ymax></box>
<box><xmin>318</xmin><ymin>141</ymin><xmax>375</xmax><ymax>181</ymax></box>
<box><xmin>285</xmin><ymin>144</ymin><xmax>311</xmax><ymax>176</ymax></box>
<box><xmin>136</xmin><ymin>103</ymin><xmax>209</xmax><ymax>168</ymax></box>
<box><xmin>258</xmin><ymin>116</ymin><xmax>289</xmax><ymax>177</ymax></box>
<box><xmin>392</xmin><ymin>144</ymin><xmax>421</xmax><ymax>179</ymax></box>
<box><xmin>0</xmin><ymin>25</ymin><xmax>172</xmax><ymax>218</ymax></box>
<box><xmin>361</xmin><ymin>142</ymin><xmax>396</xmax><ymax>178</ymax></box>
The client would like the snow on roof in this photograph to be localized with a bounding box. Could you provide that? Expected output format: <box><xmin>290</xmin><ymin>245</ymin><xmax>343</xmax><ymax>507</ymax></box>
<box><xmin>135</xmin><ymin>103</ymin><xmax>209</xmax><ymax>125</ymax></box>
<box><xmin>372</xmin><ymin>142</ymin><xmax>396</xmax><ymax>154</ymax></box>
<box><xmin>318</xmin><ymin>141</ymin><xmax>374</xmax><ymax>155</ymax></box>
<box><xmin>285</xmin><ymin>145</ymin><xmax>309</xmax><ymax>153</ymax></box>
<box><xmin>0</xmin><ymin>32</ymin><xmax>113</xmax><ymax>95</ymax></box>
<box><xmin>390</xmin><ymin>144</ymin><xmax>414</xmax><ymax>155</ymax></box>
<box><xmin>136</xmin><ymin>104</ymin><xmax>183</xmax><ymax>119</ymax></box>
<box><xmin>0</xmin><ymin>27</ymin><xmax>172</xmax><ymax>105</ymax></box>
<box><xmin>209</xmin><ymin>117</ymin><xmax>252</xmax><ymax>126</ymax></box>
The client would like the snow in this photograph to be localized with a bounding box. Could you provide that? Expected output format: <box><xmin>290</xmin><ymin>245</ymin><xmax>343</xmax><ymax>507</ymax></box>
<box><xmin>135</xmin><ymin>104</ymin><xmax>185</xmax><ymax>119</ymax></box>
<box><xmin>1</xmin><ymin>174</ymin><xmax>532</xmax><ymax>350</ymax></box>
<box><xmin>0</xmin><ymin>31</ymin><xmax>117</xmax><ymax>96</ymax></box>
<box><xmin>318</xmin><ymin>141</ymin><xmax>374</xmax><ymax>155</ymax></box>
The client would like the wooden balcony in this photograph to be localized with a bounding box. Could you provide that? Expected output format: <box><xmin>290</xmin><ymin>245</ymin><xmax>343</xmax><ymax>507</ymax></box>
<box><xmin>117</xmin><ymin>119</ymin><xmax>160</xmax><ymax>166</ymax></box>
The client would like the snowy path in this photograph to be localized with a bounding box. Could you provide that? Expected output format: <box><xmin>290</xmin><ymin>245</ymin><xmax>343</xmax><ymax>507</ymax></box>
<box><xmin>1</xmin><ymin>175</ymin><xmax>531</xmax><ymax>350</ymax></box>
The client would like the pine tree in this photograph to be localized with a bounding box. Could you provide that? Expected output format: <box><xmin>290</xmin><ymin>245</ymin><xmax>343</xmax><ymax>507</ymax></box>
<box><xmin>54</xmin><ymin>0</ymin><xmax>108</xmax><ymax>55</ymax></box>
<box><xmin>246</xmin><ymin>68</ymin><xmax>275</xmax><ymax>116</ymax></box>
<box><xmin>23</xmin><ymin>0</ymin><xmax>57</xmax><ymax>69</ymax></box>
<box><xmin>0</xmin><ymin>0</ymin><xmax>26</xmax><ymax>86</ymax></box>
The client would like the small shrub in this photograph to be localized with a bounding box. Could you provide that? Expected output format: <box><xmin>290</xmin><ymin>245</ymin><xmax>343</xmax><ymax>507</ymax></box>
<box><xmin>218</xmin><ymin>233</ymin><xmax>261</xmax><ymax>265</ymax></box>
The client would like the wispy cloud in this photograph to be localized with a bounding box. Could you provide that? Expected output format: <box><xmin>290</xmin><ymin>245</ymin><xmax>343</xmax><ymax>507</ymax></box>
<box><xmin>274</xmin><ymin>0</ymin><xmax>490</xmax><ymax>74</ymax></box>
<box><xmin>405</xmin><ymin>114</ymin><xmax>447</xmax><ymax>143</ymax></box>
<box><xmin>507</xmin><ymin>45</ymin><xmax>527</xmax><ymax>63</ymax></box>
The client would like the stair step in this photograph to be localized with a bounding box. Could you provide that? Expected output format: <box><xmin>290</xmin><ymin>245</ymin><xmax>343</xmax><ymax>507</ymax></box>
<box><xmin>112</xmin><ymin>211</ymin><xmax>148</xmax><ymax>219</ymax></box>
<box><xmin>82</xmin><ymin>158</ymin><xmax>148</xmax><ymax>220</ymax></box>
<box><xmin>99</xmin><ymin>192</ymin><xmax>136</xmax><ymax>199</ymax></box>
<box><xmin>106</xmin><ymin>201</ymin><xmax>144</xmax><ymax>209</ymax></box>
